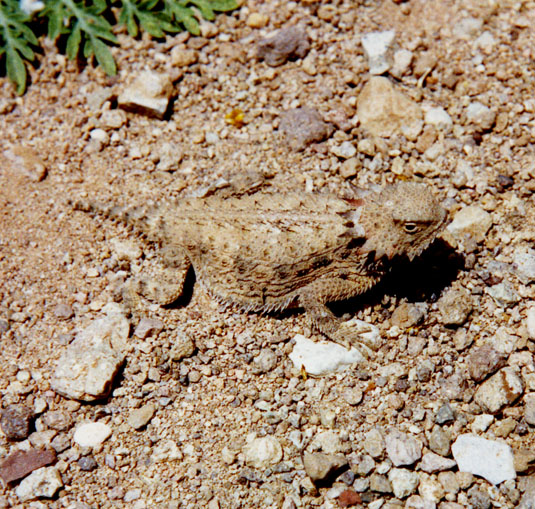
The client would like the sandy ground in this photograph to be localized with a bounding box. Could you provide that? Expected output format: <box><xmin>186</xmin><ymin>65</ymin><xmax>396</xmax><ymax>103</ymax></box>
<box><xmin>2</xmin><ymin>0</ymin><xmax>535</xmax><ymax>507</ymax></box>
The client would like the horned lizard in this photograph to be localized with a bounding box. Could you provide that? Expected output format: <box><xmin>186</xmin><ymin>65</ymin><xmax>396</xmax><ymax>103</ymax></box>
<box><xmin>75</xmin><ymin>182</ymin><xmax>446</xmax><ymax>356</ymax></box>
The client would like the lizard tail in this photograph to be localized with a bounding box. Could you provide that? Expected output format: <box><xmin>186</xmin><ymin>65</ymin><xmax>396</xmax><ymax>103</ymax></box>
<box><xmin>70</xmin><ymin>198</ymin><xmax>162</xmax><ymax>239</ymax></box>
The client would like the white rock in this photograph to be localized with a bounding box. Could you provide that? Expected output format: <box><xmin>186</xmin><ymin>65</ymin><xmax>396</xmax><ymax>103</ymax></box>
<box><xmin>451</xmin><ymin>434</ymin><xmax>515</xmax><ymax>485</ymax></box>
<box><xmin>51</xmin><ymin>307</ymin><xmax>129</xmax><ymax>401</ymax></box>
<box><xmin>151</xmin><ymin>439</ymin><xmax>183</xmax><ymax>463</ymax></box>
<box><xmin>514</xmin><ymin>248</ymin><xmax>535</xmax><ymax>284</ymax></box>
<box><xmin>425</xmin><ymin>107</ymin><xmax>452</xmax><ymax>131</ymax></box>
<box><xmin>474</xmin><ymin>31</ymin><xmax>496</xmax><ymax>53</ymax></box>
<box><xmin>290</xmin><ymin>325</ymin><xmax>379</xmax><ymax>376</ymax></box>
<box><xmin>357</xmin><ymin>77</ymin><xmax>423</xmax><ymax>139</ymax></box>
<box><xmin>405</xmin><ymin>495</ymin><xmax>436</xmax><ymax>509</ymax></box>
<box><xmin>418</xmin><ymin>472</ymin><xmax>445</xmax><ymax>503</ymax></box>
<box><xmin>453</xmin><ymin>17</ymin><xmax>483</xmax><ymax>39</ymax></box>
<box><xmin>243</xmin><ymin>436</ymin><xmax>283</xmax><ymax>469</ymax></box>
<box><xmin>73</xmin><ymin>421</ymin><xmax>112</xmax><ymax>448</ymax></box>
<box><xmin>474</xmin><ymin>367</ymin><xmax>524</xmax><ymax>413</ymax></box>
<box><xmin>15</xmin><ymin>467</ymin><xmax>63</xmax><ymax>502</ymax></box>
<box><xmin>361</xmin><ymin>30</ymin><xmax>396</xmax><ymax>75</ymax></box>
<box><xmin>389</xmin><ymin>468</ymin><xmax>419</xmax><ymax>498</ymax></box>
<box><xmin>487</xmin><ymin>281</ymin><xmax>520</xmax><ymax>308</ymax></box>
<box><xmin>471</xmin><ymin>414</ymin><xmax>494</xmax><ymax>433</ymax></box>
<box><xmin>331</xmin><ymin>141</ymin><xmax>357</xmax><ymax>159</ymax></box>
<box><xmin>420</xmin><ymin>452</ymin><xmax>456</xmax><ymax>473</ymax></box>
<box><xmin>89</xmin><ymin>128</ymin><xmax>109</xmax><ymax>144</ymax></box>
<box><xmin>465</xmin><ymin>101</ymin><xmax>496</xmax><ymax>131</ymax></box>
<box><xmin>312</xmin><ymin>430</ymin><xmax>342</xmax><ymax>454</ymax></box>
<box><xmin>526</xmin><ymin>307</ymin><xmax>535</xmax><ymax>339</ymax></box>
<box><xmin>446</xmin><ymin>205</ymin><xmax>492</xmax><ymax>243</ymax></box>
<box><xmin>390</xmin><ymin>49</ymin><xmax>413</xmax><ymax>78</ymax></box>
<box><xmin>118</xmin><ymin>71</ymin><xmax>173</xmax><ymax>119</ymax></box>
<box><xmin>385</xmin><ymin>430</ymin><xmax>422</xmax><ymax>467</ymax></box>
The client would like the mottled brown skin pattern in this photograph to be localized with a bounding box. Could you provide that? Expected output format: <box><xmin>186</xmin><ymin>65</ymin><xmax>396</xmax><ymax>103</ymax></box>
<box><xmin>76</xmin><ymin>182</ymin><xmax>446</xmax><ymax>355</ymax></box>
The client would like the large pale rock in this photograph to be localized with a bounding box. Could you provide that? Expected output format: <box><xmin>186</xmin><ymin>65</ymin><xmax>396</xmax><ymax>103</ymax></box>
<box><xmin>15</xmin><ymin>466</ymin><xmax>62</xmax><ymax>501</ymax></box>
<box><xmin>51</xmin><ymin>305</ymin><xmax>129</xmax><ymax>401</ymax></box>
<box><xmin>446</xmin><ymin>205</ymin><xmax>492</xmax><ymax>243</ymax></box>
<box><xmin>289</xmin><ymin>325</ymin><xmax>379</xmax><ymax>376</ymax></box>
<box><xmin>452</xmin><ymin>434</ymin><xmax>515</xmax><ymax>485</ymax></box>
<box><xmin>357</xmin><ymin>77</ymin><xmax>423</xmax><ymax>139</ymax></box>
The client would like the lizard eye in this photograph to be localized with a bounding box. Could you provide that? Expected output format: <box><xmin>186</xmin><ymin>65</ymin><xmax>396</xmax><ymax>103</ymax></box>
<box><xmin>403</xmin><ymin>222</ymin><xmax>420</xmax><ymax>234</ymax></box>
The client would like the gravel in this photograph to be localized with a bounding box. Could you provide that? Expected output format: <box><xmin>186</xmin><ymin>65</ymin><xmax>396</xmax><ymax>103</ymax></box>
<box><xmin>2</xmin><ymin>1</ymin><xmax>535</xmax><ymax>506</ymax></box>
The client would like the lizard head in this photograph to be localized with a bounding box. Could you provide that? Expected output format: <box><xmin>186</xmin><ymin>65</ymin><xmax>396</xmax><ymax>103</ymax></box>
<box><xmin>355</xmin><ymin>182</ymin><xmax>447</xmax><ymax>262</ymax></box>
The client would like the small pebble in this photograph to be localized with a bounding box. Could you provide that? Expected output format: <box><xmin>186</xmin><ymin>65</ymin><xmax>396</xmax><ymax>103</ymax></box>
<box><xmin>0</xmin><ymin>404</ymin><xmax>33</xmax><ymax>440</ymax></box>
<box><xmin>73</xmin><ymin>422</ymin><xmax>112</xmax><ymax>448</ymax></box>
<box><xmin>257</xmin><ymin>26</ymin><xmax>310</xmax><ymax>66</ymax></box>
<box><xmin>243</xmin><ymin>436</ymin><xmax>283</xmax><ymax>469</ymax></box>
<box><xmin>128</xmin><ymin>403</ymin><xmax>156</xmax><ymax>430</ymax></box>
<box><xmin>78</xmin><ymin>456</ymin><xmax>98</xmax><ymax>471</ymax></box>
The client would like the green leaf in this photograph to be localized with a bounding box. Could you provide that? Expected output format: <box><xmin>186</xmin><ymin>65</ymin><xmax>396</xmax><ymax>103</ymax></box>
<box><xmin>6</xmin><ymin>46</ymin><xmax>26</xmax><ymax>95</ymax></box>
<box><xmin>189</xmin><ymin>0</ymin><xmax>214</xmax><ymax>21</ymax></box>
<box><xmin>0</xmin><ymin>0</ymin><xmax>37</xmax><ymax>94</ymax></box>
<box><xmin>208</xmin><ymin>0</ymin><xmax>238</xmax><ymax>12</ymax></box>
<box><xmin>66</xmin><ymin>23</ymin><xmax>81</xmax><ymax>60</ymax></box>
<box><xmin>92</xmin><ymin>37</ymin><xmax>116</xmax><ymax>75</ymax></box>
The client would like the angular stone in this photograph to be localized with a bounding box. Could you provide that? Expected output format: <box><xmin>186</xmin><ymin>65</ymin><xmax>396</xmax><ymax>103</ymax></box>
<box><xmin>0</xmin><ymin>449</ymin><xmax>56</xmax><ymax>484</ymax></box>
<box><xmin>279</xmin><ymin>107</ymin><xmax>334</xmax><ymax>151</ymax></box>
<box><xmin>128</xmin><ymin>404</ymin><xmax>156</xmax><ymax>430</ymax></box>
<box><xmin>437</xmin><ymin>287</ymin><xmax>473</xmax><ymax>326</ymax></box>
<box><xmin>118</xmin><ymin>71</ymin><xmax>173</xmax><ymax>119</ymax></box>
<box><xmin>447</xmin><ymin>206</ymin><xmax>492</xmax><ymax>243</ymax></box>
<box><xmin>290</xmin><ymin>331</ymin><xmax>378</xmax><ymax>376</ymax></box>
<box><xmin>467</xmin><ymin>345</ymin><xmax>508</xmax><ymax>382</ymax></box>
<box><xmin>361</xmin><ymin>30</ymin><xmax>396</xmax><ymax>75</ymax></box>
<box><xmin>385</xmin><ymin>430</ymin><xmax>422</xmax><ymax>467</ymax></box>
<box><xmin>452</xmin><ymin>434</ymin><xmax>516</xmax><ymax>485</ymax></box>
<box><xmin>357</xmin><ymin>77</ymin><xmax>423</xmax><ymax>139</ymax></box>
<box><xmin>134</xmin><ymin>317</ymin><xmax>164</xmax><ymax>339</ymax></box>
<box><xmin>244</xmin><ymin>437</ymin><xmax>283</xmax><ymax>469</ymax></box>
<box><xmin>257</xmin><ymin>26</ymin><xmax>310</xmax><ymax>66</ymax></box>
<box><xmin>303</xmin><ymin>452</ymin><xmax>347</xmax><ymax>483</ymax></box>
<box><xmin>51</xmin><ymin>306</ymin><xmax>129</xmax><ymax>401</ymax></box>
<box><xmin>488</xmin><ymin>281</ymin><xmax>520</xmax><ymax>308</ymax></box>
<box><xmin>513</xmin><ymin>248</ymin><xmax>535</xmax><ymax>284</ymax></box>
<box><xmin>388</xmin><ymin>468</ymin><xmax>419</xmax><ymax>498</ymax></box>
<box><xmin>15</xmin><ymin>466</ymin><xmax>62</xmax><ymax>501</ymax></box>
<box><xmin>420</xmin><ymin>452</ymin><xmax>456</xmax><ymax>473</ymax></box>
<box><xmin>474</xmin><ymin>368</ymin><xmax>524</xmax><ymax>414</ymax></box>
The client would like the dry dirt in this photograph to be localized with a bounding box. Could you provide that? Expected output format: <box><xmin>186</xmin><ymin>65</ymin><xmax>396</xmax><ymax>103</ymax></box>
<box><xmin>1</xmin><ymin>0</ymin><xmax>535</xmax><ymax>508</ymax></box>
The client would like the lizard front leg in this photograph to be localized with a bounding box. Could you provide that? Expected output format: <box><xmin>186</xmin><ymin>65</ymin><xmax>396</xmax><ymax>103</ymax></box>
<box><xmin>298</xmin><ymin>277</ymin><xmax>381</xmax><ymax>356</ymax></box>
<box><xmin>124</xmin><ymin>246</ymin><xmax>192</xmax><ymax>308</ymax></box>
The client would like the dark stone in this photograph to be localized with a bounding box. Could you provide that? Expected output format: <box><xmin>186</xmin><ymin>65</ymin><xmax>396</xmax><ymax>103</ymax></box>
<box><xmin>279</xmin><ymin>107</ymin><xmax>334</xmax><ymax>151</ymax></box>
<box><xmin>78</xmin><ymin>456</ymin><xmax>98</xmax><ymax>471</ymax></box>
<box><xmin>0</xmin><ymin>404</ymin><xmax>33</xmax><ymax>440</ymax></box>
<box><xmin>257</xmin><ymin>26</ymin><xmax>310</xmax><ymax>66</ymax></box>
<box><xmin>0</xmin><ymin>448</ymin><xmax>56</xmax><ymax>483</ymax></box>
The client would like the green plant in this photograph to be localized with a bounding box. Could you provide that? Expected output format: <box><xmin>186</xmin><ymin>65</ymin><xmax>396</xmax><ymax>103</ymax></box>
<box><xmin>0</xmin><ymin>0</ymin><xmax>238</xmax><ymax>94</ymax></box>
